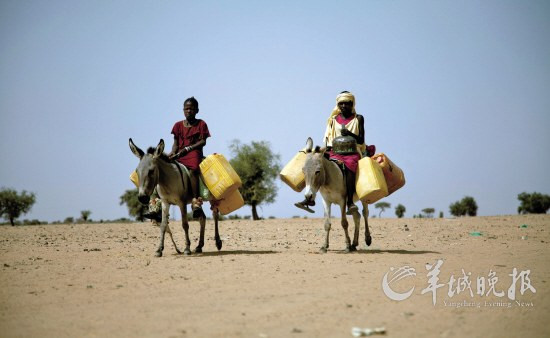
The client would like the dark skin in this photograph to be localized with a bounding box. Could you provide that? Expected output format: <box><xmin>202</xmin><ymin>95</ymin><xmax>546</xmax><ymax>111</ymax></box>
<box><xmin>337</xmin><ymin>100</ymin><xmax>364</xmax><ymax>145</ymax></box>
<box><xmin>332</xmin><ymin>100</ymin><xmax>365</xmax><ymax>213</ymax></box>
<box><xmin>296</xmin><ymin>99</ymin><xmax>365</xmax><ymax>214</ymax></box>
<box><xmin>168</xmin><ymin>101</ymin><xmax>207</xmax><ymax>159</ymax></box>
<box><xmin>168</xmin><ymin>100</ymin><xmax>207</xmax><ymax>216</ymax></box>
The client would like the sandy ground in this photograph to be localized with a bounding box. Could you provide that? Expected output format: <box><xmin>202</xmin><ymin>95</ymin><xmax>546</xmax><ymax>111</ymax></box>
<box><xmin>1</xmin><ymin>214</ymin><xmax>549</xmax><ymax>338</ymax></box>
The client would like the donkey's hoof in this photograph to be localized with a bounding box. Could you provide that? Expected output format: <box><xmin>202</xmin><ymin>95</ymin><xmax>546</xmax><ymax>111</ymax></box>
<box><xmin>320</xmin><ymin>247</ymin><xmax>327</xmax><ymax>253</ymax></box>
<box><xmin>194</xmin><ymin>247</ymin><xmax>203</xmax><ymax>254</ymax></box>
<box><xmin>216</xmin><ymin>239</ymin><xmax>223</xmax><ymax>251</ymax></box>
<box><xmin>175</xmin><ymin>249</ymin><xmax>182</xmax><ymax>255</ymax></box>
<box><xmin>155</xmin><ymin>251</ymin><xmax>163</xmax><ymax>257</ymax></box>
<box><xmin>349</xmin><ymin>245</ymin><xmax>357</xmax><ymax>252</ymax></box>
<box><xmin>184</xmin><ymin>248</ymin><xmax>192</xmax><ymax>255</ymax></box>
<box><xmin>366</xmin><ymin>235</ymin><xmax>372</xmax><ymax>247</ymax></box>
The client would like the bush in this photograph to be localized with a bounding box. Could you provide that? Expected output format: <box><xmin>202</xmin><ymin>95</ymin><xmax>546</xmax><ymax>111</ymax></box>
<box><xmin>374</xmin><ymin>202</ymin><xmax>391</xmax><ymax>217</ymax></box>
<box><xmin>120</xmin><ymin>189</ymin><xmax>147</xmax><ymax>221</ymax></box>
<box><xmin>0</xmin><ymin>188</ymin><xmax>36</xmax><ymax>226</ymax></box>
<box><xmin>517</xmin><ymin>192</ymin><xmax>550</xmax><ymax>214</ymax></box>
<box><xmin>450</xmin><ymin>196</ymin><xmax>478</xmax><ymax>217</ymax></box>
<box><xmin>229</xmin><ymin>140</ymin><xmax>281</xmax><ymax>220</ymax></box>
<box><xmin>422</xmin><ymin>208</ymin><xmax>435</xmax><ymax>218</ymax></box>
<box><xmin>395</xmin><ymin>204</ymin><xmax>406</xmax><ymax>218</ymax></box>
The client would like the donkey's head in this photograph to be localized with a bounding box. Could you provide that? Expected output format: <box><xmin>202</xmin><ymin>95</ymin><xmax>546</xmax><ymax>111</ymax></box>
<box><xmin>302</xmin><ymin>137</ymin><xmax>327</xmax><ymax>204</ymax></box>
<box><xmin>129</xmin><ymin>138</ymin><xmax>165</xmax><ymax>205</ymax></box>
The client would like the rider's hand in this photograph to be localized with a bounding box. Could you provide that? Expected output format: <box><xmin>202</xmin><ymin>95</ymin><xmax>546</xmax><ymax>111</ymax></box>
<box><xmin>341</xmin><ymin>128</ymin><xmax>351</xmax><ymax>136</ymax></box>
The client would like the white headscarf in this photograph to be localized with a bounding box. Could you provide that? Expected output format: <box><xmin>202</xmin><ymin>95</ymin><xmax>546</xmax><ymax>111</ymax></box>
<box><xmin>323</xmin><ymin>91</ymin><xmax>365</xmax><ymax>155</ymax></box>
<box><xmin>327</xmin><ymin>91</ymin><xmax>356</xmax><ymax>123</ymax></box>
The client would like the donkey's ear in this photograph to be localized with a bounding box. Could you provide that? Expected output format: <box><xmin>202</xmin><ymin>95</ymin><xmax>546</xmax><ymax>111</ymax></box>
<box><xmin>153</xmin><ymin>139</ymin><xmax>165</xmax><ymax>158</ymax></box>
<box><xmin>305</xmin><ymin>137</ymin><xmax>313</xmax><ymax>153</ymax></box>
<box><xmin>129</xmin><ymin>138</ymin><xmax>144</xmax><ymax>159</ymax></box>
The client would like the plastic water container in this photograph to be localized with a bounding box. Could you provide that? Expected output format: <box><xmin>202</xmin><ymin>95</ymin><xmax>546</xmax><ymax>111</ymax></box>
<box><xmin>372</xmin><ymin>153</ymin><xmax>405</xmax><ymax>195</ymax></box>
<box><xmin>355</xmin><ymin>157</ymin><xmax>388</xmax><ymax>204</ymax></box>
<box><xmin>217</xmin><ymin>189</ymin><xmax>245</xmax><ymax>215</ymax></box>
<box><xmin>130</xmin><ymin>170</ymin><xmax>139</xmax><ymax>188</ymax></box>
<box><xmin>280</xmin><ymin>151</ymin><xmax>307</xmax><ymax>192</ymax></box>
<box><xmin>199</xmin><ymin>154</ymin><xmax>242</xmax><ymax>200</ymax></box>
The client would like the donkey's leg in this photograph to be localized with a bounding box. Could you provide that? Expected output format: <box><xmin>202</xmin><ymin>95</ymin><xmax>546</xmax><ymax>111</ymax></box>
<box><xmin>195</xmin><ymin>214</ymin><xmax>206</xmax><ymax>254</ymax></box>
<box><xmin>163</xmin><ymin>205</ymin><xmax>180</xmax><ymax>254</ymax></box>
<box><xmin>339</xmin><ymin>202</ymin><xmax>353</xmax><ymax>252</ymax></box>
<box><xmin>350</xmin><ymin>207</ymin><xmax>361</xmax><ymax>251</ymax></box>
<box><xmin>180</xmin><ymin>207</ymin><xmax>192</xmax><ymax>255</ymax></box>
<box><xmin>213</xmin><ymin>208</ymin><xmax>222</xmax><ymax>250</ymax></box>
<box><xmin>362</xmin><ymin>202</ymin><xmax>372</xmax><ymax>246</ymax></box>
<box><xmin>165</xmin><ymin>214</ymin><xmax>182</xmax><ymax>254</ymax></box>
<box><xmin>155</xmin><ymin>202</ymin><xmax>171</xmax><ymax>257</ymax></box>
<box><xmin>320</xmin><ymin>199</ymin><xmax>331</xmax><ymax>253</ymax></box>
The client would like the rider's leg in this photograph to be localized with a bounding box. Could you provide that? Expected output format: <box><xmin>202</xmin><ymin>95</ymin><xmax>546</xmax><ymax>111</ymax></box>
<box><xmin>346</xmin><ymin>168</ymin><xmax>358</xmax><ymax>215</ymax></box>
<box><xmin>190</xmin><ymin>169</ymin><xmax>205</xmax><ymax>218</ymax></box>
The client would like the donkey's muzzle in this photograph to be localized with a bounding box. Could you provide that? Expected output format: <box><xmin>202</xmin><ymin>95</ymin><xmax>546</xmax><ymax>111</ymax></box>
<box><xmin>138</xmin><ymin>195</ymin><xmax>150</xmax><ymax>205</ymax></box>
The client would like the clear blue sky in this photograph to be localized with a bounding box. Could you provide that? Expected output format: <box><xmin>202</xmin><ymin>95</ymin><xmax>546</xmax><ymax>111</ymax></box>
<box><xmin>1</xmin><ymin>0</ymin><xmax>549</xmax><ymax>222</ymax></box>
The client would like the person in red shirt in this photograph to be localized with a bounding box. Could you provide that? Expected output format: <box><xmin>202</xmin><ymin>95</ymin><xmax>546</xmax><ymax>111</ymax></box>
<box><xmin>168</xmin><ymin>96</ymin><xmax>211</xmax><ymax>218</ymax></box>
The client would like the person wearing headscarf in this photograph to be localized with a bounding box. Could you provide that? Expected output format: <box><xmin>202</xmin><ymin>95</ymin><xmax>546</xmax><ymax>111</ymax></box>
<box><xmin>295</xmin><ymin>91</ymin><xmax>369</xmax><ymax>215</ymax></box>
<box><xmin>325</xmin><ymin>91</ymin><xmax>365</xmax><ymax>214</ymax></box>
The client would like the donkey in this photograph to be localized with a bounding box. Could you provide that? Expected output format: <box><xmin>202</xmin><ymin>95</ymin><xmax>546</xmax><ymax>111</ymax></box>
<box><xmin>129</xmin><ymin>138</ymin><xmax>222</xmax><ymax>257</ymax></box>
<box><xmin>301</xmin><ymin>137</ymin><xmax>371</xmax><ymax>252</ymax></box>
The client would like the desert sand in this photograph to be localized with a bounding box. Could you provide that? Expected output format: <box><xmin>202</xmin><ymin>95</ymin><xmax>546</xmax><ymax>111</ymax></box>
<box><xmin>1</xmin><ymin>214</ymin><xmax>548</xmax><ymax>337</ymax></box>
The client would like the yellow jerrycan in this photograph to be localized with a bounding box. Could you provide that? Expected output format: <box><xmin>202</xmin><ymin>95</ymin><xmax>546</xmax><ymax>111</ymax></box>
<box><xmin>355</xmin><ymin>157</ymin><xmax>388</xmax><ymax>204</ymax></box>
<box><xmin>129</xmin><ymin>170</ymin><xmax>139</xmax><ymax>188</ymax></box>
<box><xmin>280</xmin><ymin>151</ymin><xmax>307</xmax><ymax>192</ymax></box>
<box><xmin>199</xmin><ymin>153</ymin><xmax>242</xmax><ymax>200</ymax></box>
<box><xmin>372</xmin><ymin>153</ymin><xmax>405</xmax><ymax>195</ymax></box>
<box><xmin>217</xmin><ymin>189</ymin><xmax>245</xmax><ymax>215</ymax></box>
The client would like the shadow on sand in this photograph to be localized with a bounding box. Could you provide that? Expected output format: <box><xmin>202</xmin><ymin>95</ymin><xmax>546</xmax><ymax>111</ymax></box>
<box><xmin>172</xmin><ymin>250</ymin><xmax>278</xmax><ymax>257</ymax></box>
<box><xmin>334</xmin><ymin>249</ymin><xmax>440</xmax><ymax>255</ymax></box>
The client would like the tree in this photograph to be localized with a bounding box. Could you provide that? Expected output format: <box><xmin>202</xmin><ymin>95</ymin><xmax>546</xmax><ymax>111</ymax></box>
<box><xmin>80</xmin><ymin>210</ymin><xmax>91</xmax><ymax>222</ymax></box>
<box><xmin>229</xmin><ymin>140</ymin><xmax>281</xmax><ymax>220</ymax></box>
<box><xmin>422</xmin><ymin>208</ymin><xmax>435</xmax><ymax>218</ymax></box>
<box><xmin>461</xmin><ymin>196</ymin><xmax>478</xmax><ymax>216</ymax></box>
<box><xmin>517</xmin><ymin>192</ymin><xmax>550</xmax><ymax>214</ymax></box>
<box><xmin>395</xmin><ymin>204</ymin><xmax>406</xmax><ymax>218</ymax></box>
<box><xmin>0</xmin><ymin>188</ymin><xmax>36</xmax><ymax>226</ymax></box>
<box><xmin>449</xmin><ymin>196</ymin><xmax>478</xmax><ymax>217</ymax></box>
<box><xmin>374</xmin><ymin>202</ymin><xmax>391</xmax><ymax>217</ymax></box>
<box><xmin>120</xmin><ymin>189</ymin><xmax>147</xmax><ymax>221</ymax></box>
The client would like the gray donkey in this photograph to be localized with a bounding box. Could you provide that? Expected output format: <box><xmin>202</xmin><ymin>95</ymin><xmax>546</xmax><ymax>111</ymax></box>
<box><xmin>301</xmin><ymin>137</ymin><xmax>371</xmax><ymax>252</ymax></box>
<box><xmin>129</xmin><ymin>138</ymin><xmax>222</xmax><ymax>257</ymax></box>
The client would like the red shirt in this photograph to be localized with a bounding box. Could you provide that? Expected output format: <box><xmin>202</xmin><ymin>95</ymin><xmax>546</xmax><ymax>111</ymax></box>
<box><xmin>335</xmin><ymin>114</ymin><xmax>354</xmax><ymax>125</ymax></box>
<box><xmin>171</xmin><ymin>119</ymin><xmax>211</xmax><ymax>170</ymax></box>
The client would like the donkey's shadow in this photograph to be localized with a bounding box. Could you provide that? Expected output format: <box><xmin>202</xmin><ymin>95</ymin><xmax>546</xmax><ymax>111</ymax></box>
<box><xmin>334</xmin><ymin>249</ymin><xmax>441</xmax><ymax>255</ymax></box>
<box><xmin>172</xmin><ymin>250</ymin><xmax>278</xmax><ymax>257</ymax></box>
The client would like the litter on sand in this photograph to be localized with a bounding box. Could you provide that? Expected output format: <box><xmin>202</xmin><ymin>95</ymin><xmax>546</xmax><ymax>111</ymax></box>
<box><xmin>351</xmin><ymin>326</ymin><xmax>386</xmax><ymax>337</ymax></box>
<box><xmin>469</xmin><ymin>232</ymin><xmax>482</xmax><ymax>236</ymax></box>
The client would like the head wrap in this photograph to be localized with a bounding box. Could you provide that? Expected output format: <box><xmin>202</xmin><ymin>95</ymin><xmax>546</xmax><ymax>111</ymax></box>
<box><xmin>327</xmin><ymin>91</ymin><xmax>356</xmax><ymax>123</ymax></box>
